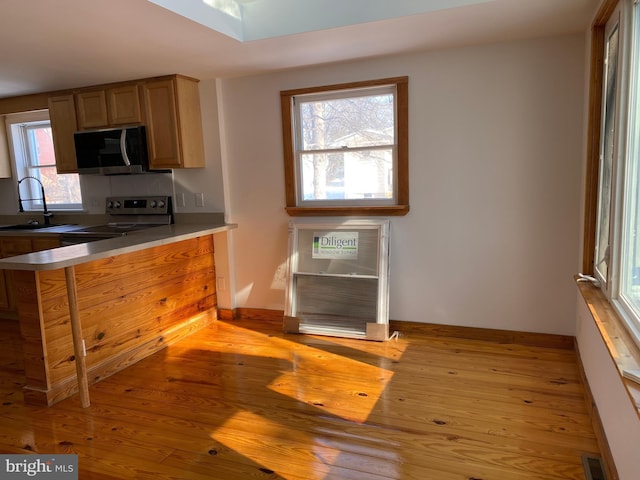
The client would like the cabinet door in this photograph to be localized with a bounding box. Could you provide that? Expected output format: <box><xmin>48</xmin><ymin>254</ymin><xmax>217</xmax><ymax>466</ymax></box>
<box><xmin>143</xmin><ymin>76</ymin><xmax>205</xmax><ymax>169</ymax></box>
<box><xmin>76</xmin><ymin>90</ymin><xmax>108</xmax><ymax>129</ymax></box>
<box><xmin>48</xmin><ymin>94</ymin><xmax>78</xmax><ymax>174</ymax></box>
<box><xmin>107</xmin><ymin>85</ymin><xmax>142</xmax><ymax>125</ymax></box>
<box><xmin>143</xmin><ymin>79</ymin><xmax>181</xmax><ymax>169</ymax></box>
<box><xmin>1</xmin><ymin>237</ymin><xmax>33</xmax><ymax>257</ymax></box>
<box><xmin>0</xmin><ymin>272</ymin><xmax>9</xmax><ymax>310</ymax></box>
<box><xmin>0</xmin><ymin>236</ymin><xmax>59</xmax><ymax>311</ymax></box>
<box><xmin>0</xmin><ymin>237</ymin><xmax>32</xmax><ymax>312</ymax></box>
<box><xmin>32</xmin><ymin>237</ymin><xmax>60</xmax><ymax>252</ymax></box>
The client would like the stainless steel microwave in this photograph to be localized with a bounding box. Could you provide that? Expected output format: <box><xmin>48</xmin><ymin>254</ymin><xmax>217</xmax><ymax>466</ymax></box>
<box><xmin>74</xmin><ymin>126</ymin><xmax>149</xmax><ymax>175</ymax></box>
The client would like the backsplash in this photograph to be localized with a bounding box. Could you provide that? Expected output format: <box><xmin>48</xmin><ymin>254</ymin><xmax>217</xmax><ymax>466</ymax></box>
<box><xmin>80</xmin><ymin>172</ymin><xmax>174</xmax><ymax>214</ymax></box>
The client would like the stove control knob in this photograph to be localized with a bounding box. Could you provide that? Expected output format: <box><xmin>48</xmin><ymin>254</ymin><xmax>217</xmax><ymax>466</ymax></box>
<box><xmin>113</xmin><ymin>201</ymin><xmax>121</xmax><ymax>208</ymax></box>
<box><xmin>150</xmin><ymin>200</ymin><xmax>157</xmax><ymax>208</ymax></box>
<box><xmin>107</xmin><ymin>201</ymin><xmax>113</xmax><ymax>209</ymax></box>
<box><xmin>157</xmin><ymin>200</ymin><xmax>166</xmax><ymax>208</ymax></box>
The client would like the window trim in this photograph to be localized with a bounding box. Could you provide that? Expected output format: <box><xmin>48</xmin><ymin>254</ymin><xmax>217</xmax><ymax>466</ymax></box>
<box><xmin>4</xmin><ymin>110</ymin><xmax>83</xmax><ymax>212</ymax></box>
<box><xmin>584</xmin><ymin>0</ymin><xmax>621</xmax><ymax>273</ymax></box>
<box><xmin>585</xmin><ymin>0</ymin><xmax>640</xmax><ymax>346</ymax></box>
<box><xmin>280</xmin><ymin>76</ymin><xmax>409</xmax><ymax>216</ymax></box>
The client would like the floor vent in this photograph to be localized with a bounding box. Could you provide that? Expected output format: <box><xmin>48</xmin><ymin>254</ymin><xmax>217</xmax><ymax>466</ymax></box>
<box><xmin>582</xmin><ymin>454</ymin><xmax>606</xmax><ymax>480</ymax></box>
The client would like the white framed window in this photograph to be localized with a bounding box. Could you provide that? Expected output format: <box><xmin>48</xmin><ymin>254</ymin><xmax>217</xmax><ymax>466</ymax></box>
<box><xmin>5</xmin><ymin>111</ymin><xmax>82</xmax><ymax>212</ymax></box>
<box><xmin>591</xmin><ymin>0</ymin><xmax>640</xmax><ymax>345</ymax></box>
<box><xmin>294</xmin><ymin>85</ymin><xmax>396</xmax><ymax>205</ymax></box>
<box><xmin>281</xmin><ymin>77</ymin><xmax>409</xmax><ymax>216</ymax></box>
<box><xmin>617</xmin><ymin>0</ymin><xmax>640</xmax><ymax>340</ymax></box>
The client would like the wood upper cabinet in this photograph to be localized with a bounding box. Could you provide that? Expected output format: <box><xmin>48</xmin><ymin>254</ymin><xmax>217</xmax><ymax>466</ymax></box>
<box><xmin>143</xmin><ymin>76</ymin><xmax>205</xmax><ymax>169</ymax></box>
<box><xmin>47</xmin><ymin>75</ymin><xmax>203</xmax><ymax>173</ymax></box>
<box><xmin>47</xmin><ymin>94</ymin><xmax>78</xmax><ymax>174</ymax></box>
<box><xmin>76</xmin><ymin>84</ymin><xmax>142</xmax><ymax>129</ymax></box>
<box><xmin>0</xmin><ymin>116</ymin><xmax>11</xmax><ymax>179</ymax></box>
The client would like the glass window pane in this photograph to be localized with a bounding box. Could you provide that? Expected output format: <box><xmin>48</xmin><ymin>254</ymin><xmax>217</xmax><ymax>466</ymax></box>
<box><xmin>620</xmin><ymin>156</ymin><xmax>640</xmax><ymax>317</ymax></box>
<box><xmin>40</xmin><ymin>167</ymin><xmax>82</xmax><ymax>205</ymax></box>
<box><xmin>595</xmin><ymin>22</ymin><xmax>620</xmax><ymax>284</ymax></box>
<box><xmin>20</xmin><ymin>168</ymin><xmax>81</xmax><ymax>210</ymax></box>
<box><xmin>11</xmin><ymin>118</ymin><xmax>83</xmax><ymax>211</ymax></box>
<box><xmin>620</xmin><ymin>8</ymin><xmax>640</xmax><ymax>318</ymax></box>
<box><xmin>300</xmin><ymin>148</ymin><xmax>393</xmax><ymax>201</ymax></box>
<box><xmin>26</xmin><ymin>125</ymin><xmax>56</xmax><ymax>167</ymax></box>
<box><xmin>299</xmin><ymin>92</ymin><xmax>395</xmax><ymax>151</ymax></box>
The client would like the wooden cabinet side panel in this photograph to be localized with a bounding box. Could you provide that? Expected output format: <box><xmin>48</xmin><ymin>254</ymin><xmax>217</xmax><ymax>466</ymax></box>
<box><xmin>175</xmin><ymin>76</ymin><xmax>205</xmax><ymax>168</ymax></box>
<box><xmin>14</xmin><ymin>270</ymin><xmax>50</xmax><ymax>390</ymax></box>
<box><xmin>0</xmin><ymin>237</ymin><xmax>59</xmax><ymax>312</ymax></box>
<box><xmin>143</xmin><ymin>79</ymin><xmax>181</xmax><ymax>168</ymax></box>
<box><xmin>47</xmin><ymin>95</ymin><xmax>78</xmax><ymax>174</ymax></box>
<box><xmin>40</xmin><ymin>256</ymin><xmax>215</xmax><ymax>345</ymax></box>
<box><xmin>1</xmin><ymin>237</ymin><xmax>32</xmax><ymax>310</ymax></box>
<box><xmin>0</xmin><ymin>116</ymin><xmax>12</xmax><ymax>178</ymax></box>
<box><xmin>38</xmin><ymin>236</ymin><xmax>216</xmax><ymax>386</ymax></box>
<box><xmin>76</xmin><ymin>90</ymin><xmax>108</xmax><ymax>129</ymax></box>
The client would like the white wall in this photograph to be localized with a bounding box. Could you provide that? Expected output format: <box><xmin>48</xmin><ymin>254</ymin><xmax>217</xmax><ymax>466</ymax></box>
<box><xmin>576</xmin><ymin>296</ymin><xmax>640</xmax><ymax>479</ymax></box>
<box><xmin>218</xmin><ymin>34</ymin><xmax>586</xmax><ymax>335</ymax></box>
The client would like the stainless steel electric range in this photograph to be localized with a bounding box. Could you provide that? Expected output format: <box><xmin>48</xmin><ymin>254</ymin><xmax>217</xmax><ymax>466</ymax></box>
<box><xmin>60</xmin><ymin>195</ymin><xmax>173</xmax><ymax>245</ymax></box>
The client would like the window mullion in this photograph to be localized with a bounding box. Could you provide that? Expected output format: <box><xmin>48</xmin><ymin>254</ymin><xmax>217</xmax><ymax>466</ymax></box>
<box><xmin>299</xmin><ymin>145</ymin><xmax>395</xmax><ymax>156</ymax></box>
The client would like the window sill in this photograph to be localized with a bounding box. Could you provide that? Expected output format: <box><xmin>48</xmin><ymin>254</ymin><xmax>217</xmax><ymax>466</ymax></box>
<box><xmin>286</xmin><ymin>205</ymin><xmax>410</xmax><ymax>217</ymax></box>
<box><xmin>576</xmin><ymin>278</ymin><xmax>640</xmax><ymax>418</ymax></box>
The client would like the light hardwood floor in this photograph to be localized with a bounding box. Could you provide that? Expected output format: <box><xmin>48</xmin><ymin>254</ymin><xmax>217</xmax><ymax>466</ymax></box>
<box><xmin>0</xmin><ymin>317</ymin><xmax>599</xmax><ymax>479</ymax></box>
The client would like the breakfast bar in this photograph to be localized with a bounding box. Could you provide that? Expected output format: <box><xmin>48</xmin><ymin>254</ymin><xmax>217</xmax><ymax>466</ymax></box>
<box><xmin>0</xmin><ymin>223</ymin><xmax>235</xmax><ymax>407</ymax></box>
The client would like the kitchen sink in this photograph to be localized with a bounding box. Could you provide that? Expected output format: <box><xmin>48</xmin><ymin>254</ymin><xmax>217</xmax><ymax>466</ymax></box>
<box><xmin>0</xmin><ymin>224</ymin><xmax>67</xmax><ymax>230</ymax></box>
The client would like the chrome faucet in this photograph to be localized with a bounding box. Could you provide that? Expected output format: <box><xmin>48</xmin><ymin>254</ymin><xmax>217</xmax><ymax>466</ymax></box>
<box><xmin>17</xmin><ymin>176</ymin><xmax>53</xmax><ymax>225</ymax></box>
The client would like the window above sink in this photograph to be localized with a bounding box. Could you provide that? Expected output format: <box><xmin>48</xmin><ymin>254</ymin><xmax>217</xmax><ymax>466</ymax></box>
<box><xmin>4</xmin><ymin>110</ymin><xmax>83</xmax><ymax>212</ymax></box>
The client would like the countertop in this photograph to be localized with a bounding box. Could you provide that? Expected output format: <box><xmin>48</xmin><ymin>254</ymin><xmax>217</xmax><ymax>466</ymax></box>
<box><xmin>0</xmin><ymin>223</ymin><xmax>236</xmax><ymax>271</ymax></box>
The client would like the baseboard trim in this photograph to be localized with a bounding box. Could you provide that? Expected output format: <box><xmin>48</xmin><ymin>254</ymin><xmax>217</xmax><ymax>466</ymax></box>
<box><xmin>217</xmin><ymin>308</ymin><xmax>282</xmax><ymax>322</ymax></box>
<box><xmin>389</xmin><ymin>320</ymin><xmax>575</xmax><ymax>350</ymax></box>
<box><xmin>220</xmin><ymin>308</ymin><xmax>575</xmax><ymax>350</ymax></box>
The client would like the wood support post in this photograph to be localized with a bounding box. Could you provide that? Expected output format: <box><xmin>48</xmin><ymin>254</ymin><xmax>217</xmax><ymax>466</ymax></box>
<box><xmin>64</xmin><ymin>265</ymin><xmax>90</xmax><ymax>408</ymax></box>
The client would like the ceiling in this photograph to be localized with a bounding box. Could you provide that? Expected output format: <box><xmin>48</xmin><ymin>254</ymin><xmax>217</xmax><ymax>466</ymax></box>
<box><xmin>0</xmin><ymin>0</ymin><xmax>599</xmax><ymax>99</ymax></box>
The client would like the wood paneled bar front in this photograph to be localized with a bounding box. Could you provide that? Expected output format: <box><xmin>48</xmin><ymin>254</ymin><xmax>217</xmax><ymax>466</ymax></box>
<box><xmin>0</xmin><ymin>223</ymin><xmax>235</xmax><ymax>407</ymax></box>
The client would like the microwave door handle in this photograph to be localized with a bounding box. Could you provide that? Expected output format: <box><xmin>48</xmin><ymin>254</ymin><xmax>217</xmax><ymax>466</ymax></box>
<box><xmin>120</xmin><ymin>129</ymin><xmax>131</xmax><ymax>166</ymax></box>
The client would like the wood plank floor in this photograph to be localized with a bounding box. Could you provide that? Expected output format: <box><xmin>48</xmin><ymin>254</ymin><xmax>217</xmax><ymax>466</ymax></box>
<box><xmin>0</xmin><ymin>317</ymin><xmax>600</xmax><ymax>479</ymax></box>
